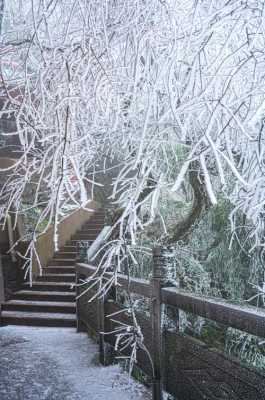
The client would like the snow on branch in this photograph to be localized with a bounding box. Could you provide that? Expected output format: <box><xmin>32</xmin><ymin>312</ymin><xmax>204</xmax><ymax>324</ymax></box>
<box><xmin>0</xmin><ymin>0</ymin><xmax>265</xmax><ymax>278</ymax></box>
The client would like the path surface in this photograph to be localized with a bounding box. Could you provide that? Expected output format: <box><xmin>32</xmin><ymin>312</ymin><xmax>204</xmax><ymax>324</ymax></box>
<box><xmin>0</xmin><ymin>326</ymin><xmax>151</xmax><ymax>400</ymax></box>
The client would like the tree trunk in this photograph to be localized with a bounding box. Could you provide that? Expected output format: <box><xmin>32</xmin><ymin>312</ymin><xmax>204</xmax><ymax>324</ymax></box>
<box><xmin>167</xmin><ymin>161</ymin><xmax>210</xmax><ymax>245</ymax></box>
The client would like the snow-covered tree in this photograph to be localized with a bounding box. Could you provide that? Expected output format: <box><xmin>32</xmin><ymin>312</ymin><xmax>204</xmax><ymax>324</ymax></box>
<box><xmin>0</xmin><ymin>0</ymin><xmax>265</xmax><ymax>283</ymax></box>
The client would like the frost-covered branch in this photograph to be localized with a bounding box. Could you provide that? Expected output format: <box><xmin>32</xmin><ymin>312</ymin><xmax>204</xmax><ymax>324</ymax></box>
<box><xmin>1</xmin><ymin>0</ymin><xmax>265</xmax><ymax>286</ymax></box>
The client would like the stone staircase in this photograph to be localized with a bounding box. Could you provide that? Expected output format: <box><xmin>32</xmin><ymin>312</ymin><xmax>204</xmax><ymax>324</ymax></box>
<box><xmin>1</xmin><ymin>210</ymin><xmax>105</xmax><ymax>327</ymax></box>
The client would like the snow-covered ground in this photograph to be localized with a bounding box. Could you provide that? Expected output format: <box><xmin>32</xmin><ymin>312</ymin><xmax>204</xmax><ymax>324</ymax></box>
<box><xmin>0</xmin><ymin>325</ymin><xmax>151</xmax><ymax>400</ymax></box>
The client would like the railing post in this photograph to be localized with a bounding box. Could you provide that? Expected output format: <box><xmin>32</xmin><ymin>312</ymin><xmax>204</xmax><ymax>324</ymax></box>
<box><xmin>75</xmin><ymin>268</ymin><xmax>81</xmax><ymax>332</ymax></box>
<box><xmin>151</xmin><ymin>246</ymin><xmax>177</xmax><ymax>400</ymax></box>
<box><xmin>97</xmin><ymin>293</ymin><xmax>106</xmax><ymax>365</ymax></box>
<box><xmin>151</xmin><ymin>246</ymin><xmax>164</xmax><ymax>400</ymax></box>
<box><xmin>75</xmin><ymin>265</ymin><xmax>87</xmax><ymax>333</ymax></box>
<box><xmin>162</xmin><ymin>248</ymin><xmax>179</xmax><ymax>333</ymax></box>
<box><xmin>0</xmin><ymin>254</ymin><xmax>5</xmax><ymax>325</ymax></box>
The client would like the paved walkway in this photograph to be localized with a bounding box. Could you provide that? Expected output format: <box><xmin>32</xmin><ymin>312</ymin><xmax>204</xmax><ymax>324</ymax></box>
<box><xmin>0</xmin><ymin>326</ymin><xmax>151</xmax><ymax>400</ymax></box>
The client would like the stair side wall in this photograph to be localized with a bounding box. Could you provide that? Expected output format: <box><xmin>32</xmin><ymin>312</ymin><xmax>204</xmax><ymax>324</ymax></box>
<box><xmin>19</xmin><ymin>200</ymin><xmax>100</xmax><ymax>279</ymax></box>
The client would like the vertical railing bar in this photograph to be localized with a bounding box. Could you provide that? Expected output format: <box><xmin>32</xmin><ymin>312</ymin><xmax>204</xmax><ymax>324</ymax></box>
<box><xmin>97</xmin><ymin>292</ymin><xmax>106</xmax><ymax>365</ymax></box>
<box><xmin>151</xmin><ymin>246</ymin><xmax>163</xmax><ymax>400</ymax></box>
<box><xmin>75</xmin><ymin>265</ymin><xmax>82</xmax><ymax>332</ymax></box>
<box><xmin>75</xmin><ymin>251</ymin><xmax>86</xmax><ymax>333</ymax></box>
<box><xmin>0</xmin><ymin>254</ymin><xmax>5</xmax><ymax>325</ymax></box>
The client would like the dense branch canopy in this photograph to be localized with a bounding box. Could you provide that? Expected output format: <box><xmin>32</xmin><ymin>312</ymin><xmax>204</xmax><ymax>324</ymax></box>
<box><xmin>1</xmin><ymin>0</ymin><xmax>265</xmax><ymax>277</ymax></box>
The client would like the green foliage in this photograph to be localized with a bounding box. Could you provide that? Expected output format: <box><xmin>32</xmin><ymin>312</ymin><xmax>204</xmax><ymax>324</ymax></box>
<box><xmin>211</xmin><ymin>198</ymin><xmax>231</xmax><ymax>233</ymax></box>
<box><xmin>225</xmin><ymin>328</ymin><xmax>265</xmax><ymax>372</ymax></box>
<box><xmin>131</xmin><ymin>192</ymin><xmax>265</xmax><ymax>373</ymax></box>
<box><xmin>131</xmin><ymin>366</ymin><xmax>150</xmax><ymax>386</ymax></box>
<box><xmin>22</xmin><ymin>203</ymin><xmax>49</xmax><ymax>237</ymax></box>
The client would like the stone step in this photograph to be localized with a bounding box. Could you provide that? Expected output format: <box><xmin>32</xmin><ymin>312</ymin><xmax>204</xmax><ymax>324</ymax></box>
<box><xmin>22</xmin><ymin>282</ymin><xmax>74</xmax><ymax>292</ymax></box>
<box><xmin>48</xmin><ymin>258</ymin><xmax>75</xmax><ymax>266</ymax></box>
<box><xmin>37</xmin><ymin>273</ymin><xmax>76</xmax><ymax>283</ymax></box>
<box><xmin>93</xmin><ymin>217</ymin><xmax>105</xmax><ymax>220</ymax></box>
<box><xmin>54</xmin><ymin>252</ymin><xmax>76</xmax><ymax>259</ymax></box>
<box><xmin>60</xmin><ymin>245</ymin><xmax>76</xmax><ymax>252</ymax></box>
<box><xmin>13</xmin><ymin>290</ymin><xmax>76</xmax><ymax>302</ymax></box>
<box><xmin>43</xmin><ymin>266</ymin><xmax>76</xmax><ymax>274</ymax></box>
<box><xmin>78</xmin><ymin>231</ymin><xmax>102</xmax><ymax>237</ymax></box>
<box><xmin>72</xmin><ymin>234</ymin><xmax>98</xmax><ymax>240</ymax></box>
<box><xmin>76</xmin><ymin>225</ymin><xmax>102</xmax><ymax>233</ymax></box>
<box><xmin>84</xmin><ymin>215</ymin><xmax>105</xmax><ymax>225</ymax></box>
<box><xmin>0</xmin><ymin>209</ymin><xmax>106</xmax><ymax>328</ymax></box>
<box><xmin>67</xmin><ymin>239</ymin><xmax>93</xmax><ymax>246</ymax></box>
<box><xmin>1</xmin><ymin>310</ymin><xmax>76</xmax><ymax>327</ymax></box>
<box><xmin>85</xmin><ymin>213</ymin><xmax>104</xmax><ymax>217</ymax></box>
<box><xmin>82</xmin><ymin>223</ymin><xmax>104</xmax><ymax>229</ymax></box>
<box><xmin>3</xmin><ymin>300</ymin><xmax>76</xmax><ymax>314</ymax></box>
<box><xmin>80</xmin><ymin>229</ymin><xmax>103</xmax><ymax>235</ymax></box>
